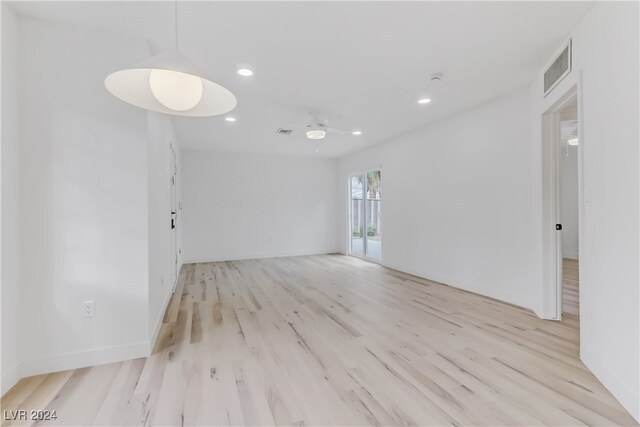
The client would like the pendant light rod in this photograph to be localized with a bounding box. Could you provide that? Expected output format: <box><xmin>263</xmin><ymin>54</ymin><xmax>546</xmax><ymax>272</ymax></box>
<box><xmin>174</xmin><ymin>0</ymin><xmax>178</xmax><ymax>50</ymax></box>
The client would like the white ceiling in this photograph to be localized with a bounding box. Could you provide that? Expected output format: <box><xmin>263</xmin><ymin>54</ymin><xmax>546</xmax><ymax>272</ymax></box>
<box><xmin>11</xmin><ymin>1</ymin><xmax>594</xmax><ymax>158</ymax></box>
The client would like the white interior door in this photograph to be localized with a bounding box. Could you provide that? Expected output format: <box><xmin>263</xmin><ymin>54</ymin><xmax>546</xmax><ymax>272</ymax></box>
<box><xmin>170</xmin><ymin>145</ymin><xmax>178</xmax><ymax>291</ymax></box>
<box><xmin>554</xmin><ymin>114</ymin><xmax>563</xmax><ymax>318</ymax></box>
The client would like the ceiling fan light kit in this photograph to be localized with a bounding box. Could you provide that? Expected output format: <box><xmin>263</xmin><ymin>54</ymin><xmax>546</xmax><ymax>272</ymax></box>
<box><xmin>306</xmin><ymin>128</ymin><xmax>327</xmax><ymax>140</ymax></box>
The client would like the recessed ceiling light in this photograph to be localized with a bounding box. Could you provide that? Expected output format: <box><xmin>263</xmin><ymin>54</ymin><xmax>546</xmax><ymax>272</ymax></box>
<box><xmin>237</xmin><ymin>68</ymin><xmax>253</xmax><ymax>77</ymax></box>
<box><xmin>418</xmin><ymin>98</ymin><xmax>432</xmax><ymax>104</ymax></box>
<box><xmin>225</xmin><ymin>116</ymin><xmax>236</xmax><ymax>122</ymax></box>
<box><xmin>352</xmin><ymin>130</ymin><xmax>362</xmax><ymax>135</ymax></box>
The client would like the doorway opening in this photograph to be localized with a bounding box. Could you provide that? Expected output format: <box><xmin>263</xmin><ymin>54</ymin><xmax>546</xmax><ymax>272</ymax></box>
<box><xmin>559</xmin><ymin>100</ymin><xmax>580</xmax><ymax>317</ymax></box>
<box><xmin>541</xmin><ymin>84</ymin><xmax>582</xmax><ymax>321</ymax></box>
<box><xmin>349</xmin><ymin>170</ymin><xmax>382</xmax><ymax>261</ymax></box>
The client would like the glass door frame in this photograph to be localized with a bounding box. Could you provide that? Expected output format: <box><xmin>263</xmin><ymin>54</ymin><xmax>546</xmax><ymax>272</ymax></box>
<box><xmin>348</xmin><ymin>168</ymin><xmax>382</xmax><ymax>263</ymax></box>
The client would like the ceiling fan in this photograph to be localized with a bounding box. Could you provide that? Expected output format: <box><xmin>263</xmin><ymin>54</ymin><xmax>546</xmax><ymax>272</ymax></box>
<box><xmin>285</xmin><ymin>112</ymin><xmax>350</xmax><ymax>141</ymax></box>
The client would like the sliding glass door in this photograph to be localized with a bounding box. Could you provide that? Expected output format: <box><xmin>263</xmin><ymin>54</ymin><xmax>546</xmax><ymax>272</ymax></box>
<box><xmin>349</xmin><ymin>170</ymin><xmax>381</xmax><ymax>261</ymax></box>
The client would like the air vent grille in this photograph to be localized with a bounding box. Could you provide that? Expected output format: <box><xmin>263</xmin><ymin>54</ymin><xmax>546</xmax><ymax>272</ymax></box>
<box><xmin>276</xmin><ymin>128</ymin><xmax>293</xmax><ymax>135</ymax></box>
<box><xmin>544</xmin><ymin>40</ymin><xmax>571</xmax><ymax>97</ymax></box>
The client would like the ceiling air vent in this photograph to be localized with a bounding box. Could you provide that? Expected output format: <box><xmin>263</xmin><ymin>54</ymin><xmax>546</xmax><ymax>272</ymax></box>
<box><xmin>544</xmin><ymin>39</ymin><xmax>572</xmax><ymax>97</ymax></box>
<box><xmin>276</xmin><ymin>128</ymin><xmax>293</xmax><ymax>135</ymax></box>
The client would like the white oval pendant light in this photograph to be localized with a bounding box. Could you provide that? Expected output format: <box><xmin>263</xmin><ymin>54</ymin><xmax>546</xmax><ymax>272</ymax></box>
<box><xmin>105</xmin><ymin>1</ymin><xmax>236</xmax><ymax>117</ymax></box>
<box><xmin>105</xmin><ymin>50</ymin><xmax>236</xmax><ymax>116</ymax></box>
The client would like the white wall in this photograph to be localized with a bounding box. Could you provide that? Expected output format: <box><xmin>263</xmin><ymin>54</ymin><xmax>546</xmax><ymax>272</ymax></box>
<box><xmin>1</xmin><ymin>2</ymin><xmax>22</xmax><ymax>393</ymax></box>
<box><xmin>530</xmin><ymin>2</ymin><xmax>639</xmax><ymax>420</ymax></box>
<box><xmin>560</xmin><ymin>135</ymin><xmax>579</xmax><ymax>260</ymax></box>
<box><xmin>339</xmin><ymin>87</ymin><xmax>540</xmax><ymax>311</ymax></box>
<box><xmin>1</xmin><ymin>14</ymin><xmax>180</xmax><ymax>393</ymax></box>
<box><xmin>182</xmin><ymin>150</ymin><xmax>338</xmax><ymax>263</ymax></box>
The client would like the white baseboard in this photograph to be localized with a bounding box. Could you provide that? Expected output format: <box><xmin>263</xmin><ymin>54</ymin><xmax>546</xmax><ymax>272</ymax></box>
<box><xmin>149</xmin><ymin>280</ymin><xmax>175</xmax><ymax>354</ymax></box>
<box><xmin>581</xmin><ymin>348</ymin><xmax>640</xmax><ymax>422</ymax></box>
<box><xmin>2</xmin><ymin>340</ymin><xmax>150</xmax><ymax>397</ymax></box>
<box><xmin>382</xmin><ymin>260</ymin><xmax>535</xmax><ymax>313</ymax></box>
<box><xmin>17</xmin><ymin>340</ymin><xmax>149</xmax><ymax>382</ymax></box>
<box><xmin>183</xmin><ymin>248</ymin><xmax>339</xmax><ymax>264</ymax></box>
<box><xmin>1</xmin><ymin>363</ymin><xmax>22</xmax><ymax>396</ymax></box>
<box><xmin>562</xmin><ymin>252</ymin><xmax>579</xmax><ymax>260</ymax></box>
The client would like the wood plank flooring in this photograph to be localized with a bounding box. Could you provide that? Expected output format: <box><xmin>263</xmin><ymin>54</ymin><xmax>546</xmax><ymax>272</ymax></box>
<box><xmin>2</xmin><ymin>254</ymin><xmax>636</xmax><ymax>426</ymax></box>
<box><xmin>563</xmin><ymin>258</ymin><xmax>580</xmax><ymax>316</ymax></box>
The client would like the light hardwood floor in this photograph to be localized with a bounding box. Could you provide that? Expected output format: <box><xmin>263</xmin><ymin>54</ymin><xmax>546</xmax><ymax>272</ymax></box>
<box><xmin>2</xmin><ymin>255</ymin><xmax>636</xmax><ymax>426</ymax></box>
<box><xmin>563</xmin><ymin>258</ymin><xmax>580</xmax><ymax>316</ymax></box>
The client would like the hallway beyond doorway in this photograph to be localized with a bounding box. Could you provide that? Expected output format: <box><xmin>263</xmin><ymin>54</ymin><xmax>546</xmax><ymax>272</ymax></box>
<box><xmin>563</xmin><ymin>258</ymin><xmax>579</xmax><ymax>316</ymax></box>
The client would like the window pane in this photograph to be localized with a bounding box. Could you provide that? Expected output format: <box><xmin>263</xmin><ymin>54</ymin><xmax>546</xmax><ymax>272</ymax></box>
<box><xmin>350</xmin><ymin>176</ymin><xmax>364</xmax><ymax>255</ymax></box>
<box><xmin>365</xmin><ymin>171</ymin><xmax>381</xmax><ymax>260</ymax></box>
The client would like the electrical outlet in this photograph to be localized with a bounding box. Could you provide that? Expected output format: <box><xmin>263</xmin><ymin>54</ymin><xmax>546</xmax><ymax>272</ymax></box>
<box><xmin>83</xmin><ymin>300</ymin><xmax>95</xmax><ymax>318</ymax></box>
